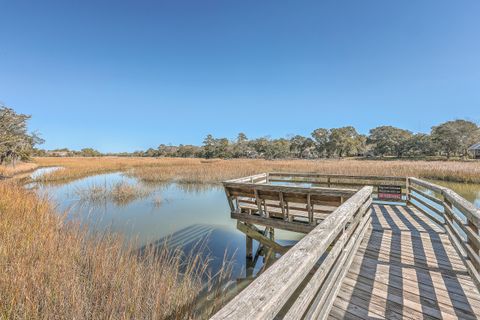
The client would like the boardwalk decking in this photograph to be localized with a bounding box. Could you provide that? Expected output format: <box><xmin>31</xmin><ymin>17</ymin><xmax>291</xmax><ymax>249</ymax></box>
<box><xmin>213</xmin><ymin>174</ymin><xmax>480</xmax><ymax>320</ymax></box>
<box><xmin>330</xmin><ymin>204</ymin><xmax>480</xmax><ymax>320</ymax></box>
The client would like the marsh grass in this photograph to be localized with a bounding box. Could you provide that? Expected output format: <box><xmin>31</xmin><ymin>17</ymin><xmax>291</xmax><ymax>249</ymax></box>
<box><xmin>75</xmin><ymin>183</ymin><xmax>109</xmax><ymax>204</ymax></box>
<box><xmin>34</xmin><ymin>157</ymin><xmax>480</xmax><ymax>184</ymax></box>
<box><xmin>0</xmin><ymin>181</ymin><xmax>229</xmax><ymax>319</ymax></box>
<box><xmin>153</xmin><ymin>195</ymin><xmax>164</xmax><ymax>208</ymax></box>
<box><xmin>110</xmin><ymin>181</ymin><xmax>151</xmax><ymax>205</ymax></box>
<box><xmin>75</xmin><ymin>180</ymin><xmax>152</xmax><ymax>206</ymax></box>
<box><xmin>0</xmin><ymin>162</ymin><xmax>38</xmax><ymax>178</ymax></box>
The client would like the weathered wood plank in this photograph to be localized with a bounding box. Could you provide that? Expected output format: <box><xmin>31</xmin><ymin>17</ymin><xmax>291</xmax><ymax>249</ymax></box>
<box><xmin>224</xmin><ymin>182</ymin><xmax>357</xmax><ymax>198</ymax></box>
<box><xmin>220</xmin><ymin>175</ymin><xmax>480</xmax><ymax>320</ymax></box>
<box><xmin>236</xmin><ymin>221</ymin><xmax>289</xmax><ymax>254</ymax></box>
<box><xmin>269</xmin><ymin>178</ymin><xmax>407</xmax><ymax>188</ymax></box>
<box><xmin>284</xmin><ymin>202</ymin><xmax>371</xmax><ymax>319</ymax></box>
<box><xmin>409</xmin><ymin>177</ymin><xmax>480</xmax><ymax>228</ymax></box>
<box><xmin>212</xmin><ymin>186</ymin><xmax>373</xmax><ymax>320</ymax></box>
<box><xmin>269</xmin><ymin>172</ymin><xmax>405</xmax><ymax>182</ymax></box>
<box><xmin>409</xmin><ymin>193</ymin><xmax>444</xmax><ymax>218</ymax></box>
<box><xmin>408</xmin><ymin>177</ymin><xmax>445</xmax><ymax>194</ymax></box>
<box><xmin>408</xmin><ymin>200</ymin><xmax>444</xmax><ymax>228</ymax></box>
<box><xmin>443</xmin><ymin>189</ymin><xmax>480</xmax><ymax>228</ymax></box>
<box><xmin>231</xmin><ymin>212</ymin><xmax>314</xmax><ymax>234</ymax></box>
<box><xmin>224</xmin><ymin>173</ymin><xmax>267</xmax><ymax>183</ymax></box>
<box><xmin>329</xmin><ymin>204</ymin><xmax>480</xmax><ymax>320</ymax></box>
<box><xmin>306</xmin><ymin>213</ymin><xmax>372</xmax><ymax>319</ymax></box>
<box><xmin>444</xmin><ymin>203</ymin><xmax>480</xmax><ymax>250</ymax></box>
<box><xmin>409</xmin><ymin>185</ymin><xmax>444</xmax><ymax>206</ymax></box>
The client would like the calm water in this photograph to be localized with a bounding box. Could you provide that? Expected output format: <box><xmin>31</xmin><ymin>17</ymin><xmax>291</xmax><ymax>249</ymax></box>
<box><xmin>29</xmin><ymin>169</ymin><xmax>480</xmax><ymax>288</ymax></box>
<box><xmin>30</xmin><ymin>170</ymin><xmax>302</xmax><ymax>282</ymax></box>
<box><xmin>431</xmin><ymin>180</ymin><xmax>480</xmax><ymax>208</ymax></box>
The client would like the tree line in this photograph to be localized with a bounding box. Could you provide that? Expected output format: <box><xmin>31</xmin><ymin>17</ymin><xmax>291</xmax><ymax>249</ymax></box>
<box><xmin>39</xmin><ymin>120</ymin><xmax>480</xmax><ymax>160</ymax></box>
<box><xmin>2</xmin><ymin>105</ymin><xmax>480</xmax><ymax>162</ymax></box>
<box><xmin>137</xmin><ymin>120</ymin><xmax>479</xmax><ymax>159</ymax></box>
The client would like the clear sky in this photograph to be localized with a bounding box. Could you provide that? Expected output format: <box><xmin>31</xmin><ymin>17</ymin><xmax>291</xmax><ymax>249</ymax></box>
<box><xmin>1</xmin><ymin>1</ymin><xmax>479</xmax><ymax>152</ymax></box>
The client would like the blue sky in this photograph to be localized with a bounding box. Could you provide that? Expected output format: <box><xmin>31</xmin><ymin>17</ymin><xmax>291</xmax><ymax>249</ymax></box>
<box><xmin>1</xmin><ymin>1</ymin><xmax>479</xmax><ymax>152</ymax></box>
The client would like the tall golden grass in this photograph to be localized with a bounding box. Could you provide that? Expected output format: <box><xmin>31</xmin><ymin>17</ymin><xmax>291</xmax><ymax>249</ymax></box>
<box><xmin>0</xmin><ymin>181</ymin><xmax>225</xmax><ymax>319</ymax></box>
<box><xmin>34</xmin><ymin>157</ymin><xmax>480</xmax><ymax>184</ymax></box>
<box><xmin>0</xmin><ymin>162</ymin><xmax>38</xmax><ymax>178</ymax></box>
<box><xmin>75</xmin><ymin>180</ymin><xmax>152</xmax><ymax>206</ymax></box>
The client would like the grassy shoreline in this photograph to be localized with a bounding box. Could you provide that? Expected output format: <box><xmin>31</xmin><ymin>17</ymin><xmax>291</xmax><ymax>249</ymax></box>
<box><xmin>0</xmin><ymin>162</ymin><xmax>39</xmax><ymax>179</ymax></box>
<box><xmin>0</xmin><ymin>181</ymin><xmax>225</xmax><ymax>319</ymax></box>
<box><xmin>2</xmin><ymin>157</ymin><xmax>478</xmax><ymax>318</ymax></box>
<box><xmin>33</xmin><ymin>157</ymin><xmax>480</xmax><ymax>184</ymax></box>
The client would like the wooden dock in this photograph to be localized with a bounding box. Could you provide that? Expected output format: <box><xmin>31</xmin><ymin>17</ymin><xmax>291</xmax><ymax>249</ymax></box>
<box><xmin>331</xmin><ymin>204</ymin><xmax>480</xmax><ymax>319</ymax></box>
<box><xmin>212</xmin><ymin>173</ymin><xmax>480</xmax><ymax>320</ymax></box>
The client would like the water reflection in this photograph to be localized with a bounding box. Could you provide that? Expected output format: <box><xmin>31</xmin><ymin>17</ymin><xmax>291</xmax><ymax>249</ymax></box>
<box><xmin>430</xmin><ymin>180</ymin><xmax>480</xmax><ymax>208</ymax></box>
<box><xmin>30</xmin><ymin>170</ymin><xmax>302</xmax><ymax>288</ymax></box>
<box><xmin>30</xmin><ymin>166</ymin><xmax>63</xmax><ymax>179</ymax></box>
<box><xmin>30</xmin><ymin>166</ymin><xmax>479</xmax><ymax>310</ymax></box>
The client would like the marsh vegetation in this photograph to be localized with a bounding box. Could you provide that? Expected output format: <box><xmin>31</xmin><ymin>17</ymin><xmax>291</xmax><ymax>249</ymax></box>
<box><xmin>75</xmin><ymin>180</ymin><xmax>152</xmax><ymax>206</ymax></box>
<box><xmin>34</xmin><ymin>156</ymin><xmax>480</xmax><ymax>184</ymax></box>
<box><xmin>0</xmin><ymin>181</ymin><xmax>231</xmax><ymax>319</ymax></box>
<box><xmin>1</xmin><ymin>105</ymin><xmax>480</xmax><ymax>319</ymax></box>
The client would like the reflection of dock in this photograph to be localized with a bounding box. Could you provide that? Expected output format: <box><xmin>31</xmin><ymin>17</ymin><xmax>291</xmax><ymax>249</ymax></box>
<box><xmin>140</xmin><ymin>224</ymin><xmax>214</xmax><ymax>252</ymax></box>
<box><xmin>212</xmin><ymin>173</ymin><xmax>480</xmax><ymax>320</ymax></box>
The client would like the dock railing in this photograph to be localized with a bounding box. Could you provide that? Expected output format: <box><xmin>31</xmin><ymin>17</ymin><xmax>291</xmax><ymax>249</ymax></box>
<box><xmin>268</xmin><ymin>172</ymin><xmax>406</xmax><ymax>189</ymax></box>
<box><xmin>224</xmin><ymin>173</ymin><xmax>406</xmax><ymax>231</ymax></box>
<box><xmin>214</xmin><ymin>174</ymin><xmax>480</xmax><ymax>319</ymax></box>
<box><xmin>406</xmin><ymin>177</ymin><xmax>480</xmax><ymax>287</ymax></box>
<box><xmin>226</xmin><ymin>172</ymin><xmax>407</xmax><ymax>200</ymax></box>
<box><xmin>211</xmin><ymin>185</ymin><xmax>373</xmax><ymax>319</ymax></box>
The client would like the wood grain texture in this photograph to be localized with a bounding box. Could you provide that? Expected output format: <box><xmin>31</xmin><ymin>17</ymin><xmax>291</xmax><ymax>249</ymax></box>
<box><xmin>212</xmin><ymin>186</ymin><xmax>373</xmax><ymax>320</ymax></box>
<box><xmin>216</xmin><ymin>175</ymin><xmax>480</xmax><ymax>320</ymax></box>
<box><xmin>329</xmin><ymin>204</ymin><xmax>480</xmax><ymax>320</ymax></box>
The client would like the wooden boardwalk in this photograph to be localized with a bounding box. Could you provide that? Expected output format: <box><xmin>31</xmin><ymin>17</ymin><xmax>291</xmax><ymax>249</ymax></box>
<box><xmin>330</xmin><ymin>204</ymin><xmax>480</xmax><ymax>319</ymax></box>
<box><xmin>213</xmin><ymin>174</ymin><xmax>480</xmax><ymax>320</ymax></box>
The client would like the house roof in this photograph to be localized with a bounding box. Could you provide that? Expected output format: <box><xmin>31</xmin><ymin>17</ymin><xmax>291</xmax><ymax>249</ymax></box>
<box><xmin>469</xmin><ymin>142</ymin><xmax>480</xmax><ymax>150</ymax></box>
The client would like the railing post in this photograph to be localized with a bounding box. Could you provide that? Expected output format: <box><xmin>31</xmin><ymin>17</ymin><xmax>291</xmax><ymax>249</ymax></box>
<box><xmin>307</xmin><ymin>193</ymin><xmax>313</xmax><ymax>225</ymax></box>
<box><xmin>405</xmin><ymin>177</ymin><xmax>410</xmax><ymax>204</ymax></box>
<box><xmin>443</xmin><ymin>196</ymin><xmax>453</xmax><ymax>231</ymax></box>
<box><xmin>225</xmin><ymin>188</ymin><xmax>235</xmax><ymax>213</ymax></box>
<box><xmin>468</xmin><ymin>218</ymin><xmax>480</xmax><ymax>272</ymax></box>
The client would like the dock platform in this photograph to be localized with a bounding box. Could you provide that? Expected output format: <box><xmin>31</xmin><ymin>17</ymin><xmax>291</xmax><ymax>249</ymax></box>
<box><xmin>331</xmin><ymin>204</ymin><xmax>480</xmax><ymax>319</ymax></box>
<box><xmin>212</xmin><ymin>173</ymin><xmax>480</xmax><ymax>320</ymax></box>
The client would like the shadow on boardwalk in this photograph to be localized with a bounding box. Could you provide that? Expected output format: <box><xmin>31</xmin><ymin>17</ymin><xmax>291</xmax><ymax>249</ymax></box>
<box><xmin>331</xmin><ymin>204</ymin><xmax>480</xmax><ymax>320</ymax></box>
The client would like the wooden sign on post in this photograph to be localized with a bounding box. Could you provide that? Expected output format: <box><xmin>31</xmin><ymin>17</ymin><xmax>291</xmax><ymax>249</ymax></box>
<box><xmin>378</xmin><ymin>185</ymin><xmax>402</xmax><ymax>200</ymax></box>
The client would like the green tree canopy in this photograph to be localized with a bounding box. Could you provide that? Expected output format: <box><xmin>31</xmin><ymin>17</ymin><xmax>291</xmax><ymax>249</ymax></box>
<box><xmin>431</xmin><ymin>120</ymin><xmax>480</xmax><ymax>158</ymax></box>
<box><xmin>79</xmin><ymin>148</ymin><xmax>101</xmax><ymax>157</ymax></box>
<box><xmin>368</xmin><ymin>126</ymin><xmax>413</xmax><ymax>157</ymax></box>
<box><xmin>328</xmin><ymin>126</ymin><xmax>365</xmax><ymax>157</ymax></box>
<box><xmin>311</xmin><ymin>128</ymin><xmax>330</xmax><ymax>157</ymax></box>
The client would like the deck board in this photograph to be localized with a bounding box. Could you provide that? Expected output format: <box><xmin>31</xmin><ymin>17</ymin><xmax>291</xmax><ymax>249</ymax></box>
<box><xmin>329</xmin><ymin>204</ymin><xmax>480</xmax><ymax>320</ymax></box>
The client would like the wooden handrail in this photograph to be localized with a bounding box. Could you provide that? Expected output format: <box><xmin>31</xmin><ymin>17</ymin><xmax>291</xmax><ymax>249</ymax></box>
<box><xmin>408</xmin><ymin>177</ymin><xmax>480</xmax><ymax>224</ymax></box>
<box><xmin>216</xmin><ymin>174</ymin><xmax>479</xmax><ymax>319</ymax></box>
<box><xmin>407</xmin><ymin>177</ymin><xmax>480</xmax><ymax>287</ymax></box>
<box><xmin>224</xmin><ymin>173</ymin><xmax>268</xmax><ymax>184</ymax></box>
<box><xmin>223</xmin><ymin>182</ymin><xmax>357</xmax><ymax>197</ymax></box>
<box><xmin>268</xmin><ymin>172</ymin><xmax>405</xmax><ymax>181</ymax></box>
<box><xmin>211</xmin><ymin>186</ymin><xmax>373</xmax><ymax>320</ymax></box>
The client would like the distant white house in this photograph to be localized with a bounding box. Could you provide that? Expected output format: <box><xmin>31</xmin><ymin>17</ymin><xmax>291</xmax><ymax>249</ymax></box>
<box><xmin>469</xmin><ymin>142</ymin><xmax>480</xmax><ymax>159</ymax></box>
